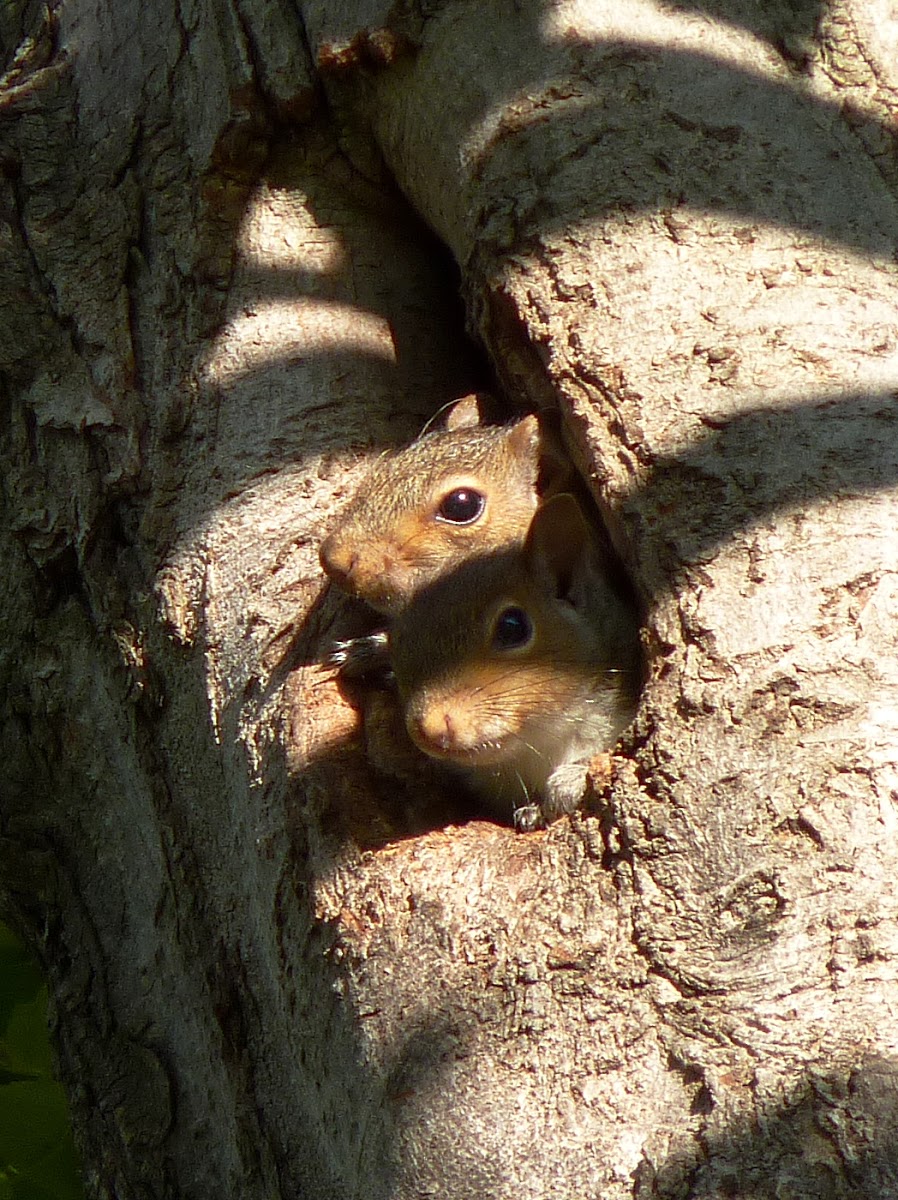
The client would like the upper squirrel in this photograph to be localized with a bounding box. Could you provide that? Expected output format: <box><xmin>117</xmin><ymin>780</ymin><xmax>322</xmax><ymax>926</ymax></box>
<box><xmin>319</xmin><ymin>395</ymin><xmax>572</xmax><ymax>615</ymax></box>
<box><xmin>389</xmin><ymin>492</ymin><xmax>642</xmax><ymax>830</ymax></box>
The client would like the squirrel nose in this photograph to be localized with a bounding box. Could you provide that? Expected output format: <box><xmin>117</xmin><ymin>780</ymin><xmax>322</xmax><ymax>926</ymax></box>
<box><xmin>319</xmin><ymin>537</ymin><xmax>358</xmax><ymax>586</ymax></box>
<box><xmin>409</xmin><ymin>708</ymin><xmax>458</xmax><ymax>754</ymax></box>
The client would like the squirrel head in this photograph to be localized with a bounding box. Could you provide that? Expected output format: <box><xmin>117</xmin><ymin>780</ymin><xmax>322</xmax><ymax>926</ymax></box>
<box><xmin>319</xmin><ymin>408</ymin><xmax>572</xmax><ymax>613</ymax></box>
<box><xmin>391</xmin><ymin>492</ymin><xmax>640</xmax><ymax>781</ymax></box>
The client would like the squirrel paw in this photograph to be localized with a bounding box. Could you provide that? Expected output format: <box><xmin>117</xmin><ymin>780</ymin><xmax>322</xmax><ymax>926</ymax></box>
<box><xmin>512</xmin><ymin>759</ymin><xmax>610</xmax><ymax>832</ymax></box>
<box><xmin>512</xmin><ymin>764</ymin><xmax>590</xmax><ymax>831</ymax></box>
<box><xmin>542</xmin><ymin>761</ymin><xmax>591</xmax><ymax>819</ymax></box>
<box><xmin>327</xmin><ymin>631</ymin><xmax>392</xmax><ymax>680</ymax></box>
<box><xmin>513</xmin><ymin>804</ymin><xmax>545</xmax><ymax>833</ymax></box>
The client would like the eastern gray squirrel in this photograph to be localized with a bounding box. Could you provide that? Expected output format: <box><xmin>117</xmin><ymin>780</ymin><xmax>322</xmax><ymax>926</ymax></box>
<box><xmin>319</xmin><ymin>394</ymin><xmax>572</xmax><ymax>616</ymax></box>
<box><xmin>319</xmin><ymin>397</ymin><xmax>641</xmax><ymax>827</ymax></box>
<box><xmin>388</xmin><ymin>492</ymin><xmax>641</xmax><ymax>830</ymax></box>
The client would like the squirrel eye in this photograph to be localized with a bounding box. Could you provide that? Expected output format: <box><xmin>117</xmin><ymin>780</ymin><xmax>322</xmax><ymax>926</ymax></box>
<box><xmin>436</xmin><ymin>487</ymin><xmax>485</xmax><ymax>525</ymax></box>
<box><xmin>492</xmin><ymin>606</ymin><xmax>533</xmax><ymax>651</ymax></box>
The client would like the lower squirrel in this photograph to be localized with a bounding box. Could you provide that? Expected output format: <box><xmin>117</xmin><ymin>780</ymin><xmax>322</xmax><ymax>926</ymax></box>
<box><xmin>388</xmin><ymin>492</ymin><xmax>642</xmax><ymax>830</ymax></box>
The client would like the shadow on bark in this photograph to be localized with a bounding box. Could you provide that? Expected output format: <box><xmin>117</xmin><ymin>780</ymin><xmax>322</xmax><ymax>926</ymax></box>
<box><xmin>642</xmin><ymin>389</ymin><xmax>898</xmax><ymax>569</ymax></box>
<box><xmin>649</xmin><ymin>1056</ymin><xmax>898</xmax><ymax>1199</ymax></box>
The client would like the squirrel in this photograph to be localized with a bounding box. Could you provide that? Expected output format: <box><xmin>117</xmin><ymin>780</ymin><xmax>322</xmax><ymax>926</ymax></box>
<box><xmin>388</xmin><ymin>492</ymin><xmax>642</xmax><ymax>831</ymax></box>
<box><xmin>319</xmin><ymin>394</ymin><xmax>573</xmax><ymax>618</ymax></box>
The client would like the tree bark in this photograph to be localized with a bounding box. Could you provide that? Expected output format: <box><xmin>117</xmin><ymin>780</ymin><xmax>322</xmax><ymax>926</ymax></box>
<box><xmin>2</xmin><ymin>1</ymin><xmax>898</xmax><ymax>1197</ymax></box>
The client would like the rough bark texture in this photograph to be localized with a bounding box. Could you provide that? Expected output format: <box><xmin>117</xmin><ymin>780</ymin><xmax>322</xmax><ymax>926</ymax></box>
<box><xmin>2</xmin><ymin>0</ymin><xmax>898</xmax><ymax>1197</ymax></box>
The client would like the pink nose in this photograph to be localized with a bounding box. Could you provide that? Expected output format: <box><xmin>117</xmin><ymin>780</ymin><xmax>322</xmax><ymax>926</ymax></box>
<box><xmin>409</xmin><ymin>709</ymin><xmax>457</xmax><ymax>754</ymax></box>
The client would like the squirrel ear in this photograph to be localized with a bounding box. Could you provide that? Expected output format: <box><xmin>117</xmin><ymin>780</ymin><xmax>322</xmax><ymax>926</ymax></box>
<box><xmin>506</xmin><ymin>412</ymin><xmax>577</xmax><ymax>496</ymax></box>
<box><xmin>505</xmin><ymin>412</ymin><xmax>541</xmax><ymax>461</ymax></box>
<box><xmin>524</xmin><ymin>493</ymin><xmax>596</xmax><ymax>605</ymax></box>
<box><xmin>535</xmin><ymin>417</ymin><xmax>577</xmax><ymax>495</ymax></box>
<box><xmin>443</xmin><ymin>392</ymin><xmax>493</xmax><ymax>430</ymax></box>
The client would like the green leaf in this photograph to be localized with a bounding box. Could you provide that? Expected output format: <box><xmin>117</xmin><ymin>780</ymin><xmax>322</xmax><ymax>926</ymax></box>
<box><xmin>0</xmin><ymin>929</ymin><xmax>84</xmax><ymax>1199</ymax></box>
<box><xmin>0</xmin><ymin>1082</ymin><xmax>71</xmax><ymax>1174</ymax></box>
<box><xmin>0</xmin><ymin>927</ymin><xmax>43</xmax><ymax>1037</ymax></box>
<box><xmin>5</xmin><ymin>1181</ymin><xmax>58</xmax><ymax>1200</ymax></box>
<box><xmin>13</xmin><ymin>1129</ymin><xmax>84</xmax><ymax>1200</ymax></box>
<box><xmin>2</xmin><ymin>990</ymin><xmax>53</xmax><ymax>1080</ymax></box>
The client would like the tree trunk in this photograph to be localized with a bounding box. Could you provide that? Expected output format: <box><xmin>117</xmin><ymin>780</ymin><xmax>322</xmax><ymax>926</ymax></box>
<box><xmin>2</xmin><ymin>1</ymin><xmax>898</xmax><ymax>1197</ymax></box>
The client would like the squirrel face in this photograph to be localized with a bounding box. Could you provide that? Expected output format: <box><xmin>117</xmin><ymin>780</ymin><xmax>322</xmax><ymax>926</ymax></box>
<box><xmin>390</xmin><ymin>494</ymin><xmax>641</xmax><ymax>816</ymax></box>
<box><xmin>319</xmin><ymin>412</ymin><xmax>571</xmax><ymax>614</ymax></box>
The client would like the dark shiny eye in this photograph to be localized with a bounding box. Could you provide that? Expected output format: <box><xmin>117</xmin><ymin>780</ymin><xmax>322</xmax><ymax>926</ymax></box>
<box><xmin>436</xmin><ymin>487</ymin><xmax>485</xmax><ymax>525</ymax></box>
<box><xmin>492</xmin><ymin>606</ymin><xmax>533</xmax><ymax>650</ymax></box>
